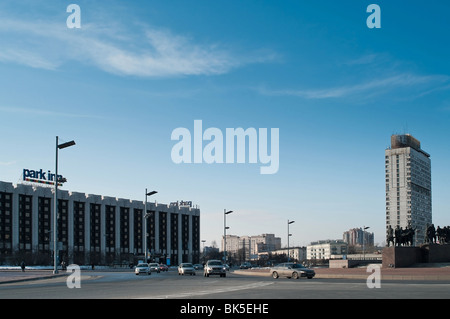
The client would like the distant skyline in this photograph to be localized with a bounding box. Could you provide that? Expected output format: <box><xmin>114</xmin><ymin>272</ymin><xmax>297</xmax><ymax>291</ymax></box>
<box><xmin>1</xmin><ymin>1</ymin><xmax>450</xmax><ymax>248</ymax></box>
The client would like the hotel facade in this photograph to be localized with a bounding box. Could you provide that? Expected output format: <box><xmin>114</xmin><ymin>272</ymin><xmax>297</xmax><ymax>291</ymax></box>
<box><xmin>385</xmin><ymin>134</ymin><xmax>432</xmax><ymax>245</ymax></box>
<box><xmin>0</xmin><ymin>181</ymin><xmax>200</xmax><ymax>266</ymax></box>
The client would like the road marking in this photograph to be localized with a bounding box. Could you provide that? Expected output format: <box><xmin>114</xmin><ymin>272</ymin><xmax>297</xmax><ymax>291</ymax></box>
<box><xmin>143</xmin><ymin>281</ymin><xmax>274</xmax><ymax>299</ymax></box>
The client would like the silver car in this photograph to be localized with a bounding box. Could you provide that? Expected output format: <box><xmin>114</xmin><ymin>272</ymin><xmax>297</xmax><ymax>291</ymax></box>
<box><xmin>178</xmin><ymin>263</ymin><xmax>196</xmax><ymax>276</ymax></box>
<box><xmin>203</xmin><ymin>260</ymin><xmax>226</xmax><ymax>277</ymax></box>
<box><xmin>148</xmin><ymin>263</ymin><xmax>161</xmax><ymax>273</ymax></box>
<box><xmin>135</xmin><ymin>263</ymin><xmax>151</xmax><ymax>275</ymax></box>
<box><xmin>271</xmin><ymin>263</ymin><xmax>315</xmax><ymax>279</ymax></box>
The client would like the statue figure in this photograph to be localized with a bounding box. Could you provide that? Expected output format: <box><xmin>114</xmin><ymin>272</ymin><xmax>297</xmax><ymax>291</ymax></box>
<box><xmin>394</xmin><ymin>226</ymin><xmax>402</xmax><ymax>247</ymax></box>
<box><xmin>444</xmin><ymin>226</ymin><xmax>450</xmax><ymax>244</ymax></box>
<box><xmin>436</xmin><ymin>226</ymin><xmax>449</xmax><ymax>244</ymax></box>
<box><xmin>425</xmin><ymin>224</ymin><xmax>436</xmax><ymax>244</ymax></box>
<box><xmin>386</xmin><ymin>225</ymin><xmax>395</xmax><ymax>247</ymax></box>
<box><xmin>437</xmin><ymin>226</ymin><xmax>444</xmax><ymax>244</ymax></box>
<box><xmin>403</xmin><ymin>226</ymin><xmax>415</xmax><ymax>246</ymax></box>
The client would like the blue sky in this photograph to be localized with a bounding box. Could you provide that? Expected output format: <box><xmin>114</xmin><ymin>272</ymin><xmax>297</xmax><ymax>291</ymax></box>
<box><xmin>1</xmin><ymin>0</ymin><xmax>449</xmax><ymax>247</ymax></box>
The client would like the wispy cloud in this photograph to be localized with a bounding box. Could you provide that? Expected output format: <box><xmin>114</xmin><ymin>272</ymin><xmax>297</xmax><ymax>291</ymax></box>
<box><xmin>0</xmin><ymin>106</ymin><xmax>104</xmax><ymax>119</ymax></box>
<box><xmin>0</xmin><ymin>48</ymin><xmax>58</xmax><ymax>70</ymax></box>
<box><xmin>260</xmin><ymin>73</ymin><xmax>450</xmax><ymax>100</ymax></box>
<box><xmin>0</xmin><ymin>160</ymin><xmax>16</xmax><ymax>166</ymax></box>
<box><xmin>0</xmin><ymin>14</ymin><xmax>274</xmax><ymax>77</ymax></box>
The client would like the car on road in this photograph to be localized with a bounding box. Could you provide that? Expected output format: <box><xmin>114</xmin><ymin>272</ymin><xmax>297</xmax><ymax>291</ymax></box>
<box><xmin>193</xmin><ymin>264</ymin><xmax>203</xmax><ymax>270</ymax></box>
<box><xmin>135</xmin><ymin>263</ymin><xmax>151</xmax><ymax>275</ymax></box>
<box><xmin>270</xmin><ymin>263</ymin><xmax>315</xmax><ymax>279</ymax></box>
<box><xmin>159</xmin><ymin>264</ymin><xmax>169</xmax><ymax>272</ymax></box>
<box><xmin>148</xmin><ymin>263</ymin><xmax>160</xmax><ymax>273</ymax></box>
<box><xmin>178</xmin><ymin>263</ymin><xmax>196</xmax><ymax>275</ymax></box>
<box><xmin>240</xmin><ymin>262</ymin><xmax>251</xmax><ymax>269</ymax></box>
<box><xmin>204</xmin><ymin>260</ymin><xmax>226</xmax><ymax>277</ymax></box>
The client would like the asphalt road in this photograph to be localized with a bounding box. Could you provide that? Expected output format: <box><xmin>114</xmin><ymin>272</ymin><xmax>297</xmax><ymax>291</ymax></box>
<box><xmin>1</xmin><ymin>269</ymin><xmax>450</xmax><ymax>300</ymax></box>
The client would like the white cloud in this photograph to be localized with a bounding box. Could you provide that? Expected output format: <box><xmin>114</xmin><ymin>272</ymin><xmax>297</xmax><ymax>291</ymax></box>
<box><xmin>0</xmin><ymin>160</ymin><xmax>16</xmax><ymax>166</ymax></box>
<box><xmin>260</xmin><ymin>73</ymin><xmax>450</xmax><ymax>100</ymax></box>
<box><xmin>0</xmin><ymin>106</ymin><xmax>103</xmax><ymax>119</ymax></box>
<box><xmin>0</xmin><ymin>48</ymin><xmax>58</xmax><ymax>70</ymax></box>
<box><xmin>0</xmin><ymin>16</ymin><xmax>269</xmax><ymax>77</ymax></box>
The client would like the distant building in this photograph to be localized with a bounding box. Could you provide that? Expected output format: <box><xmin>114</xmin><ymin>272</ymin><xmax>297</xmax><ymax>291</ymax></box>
<box><xmin>307</xmin><ymin>240</ymin><xmax>348</xmax><ymax>260</ymax></box>
<box><xmin>262</xmin><ymin>247</ymin><xmax>306</xmax><ymax>262</ymax></box>
<box><xmin>203</xmin><ymin>246</ymin><xmax>219</xmax><ymax>256</ymax></box>
<box><xmin>222</xmin><ymin>233</ymin><xmax>281</xmax><ymax>260</ymax></box>
<box><xmin>223</xmin><ymin>235</ymin><xmax>241</xmax><ymax>255</ymax></box>
<box><xmin>343</xmin><ymin>228</ymin><xmax>374</xmax><ymax>246</ymax></box>
<box><xmin>385</xmin><ymin>134</ymin><xmax>432</xmax><ymax>245</ymax></box>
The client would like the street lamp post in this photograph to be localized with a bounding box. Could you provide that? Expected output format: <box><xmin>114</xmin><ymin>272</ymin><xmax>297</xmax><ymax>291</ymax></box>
<box><xmin>223</xmin><ymin>210</ymin><xmax>233</xmax><ymax>264</ymax></box>
<box><xmin>287</xmin><ymin>220</ymin><xmax>295</xmax><ymax>262</ymax></box>
<box><xmin>54</xmin><ymin>136</ymin><xmax>75</xmax><ymax>274</ymax></box>
<box><xmin>201</xmin><ymin>240</ymin><xmax>206</xmax><ymax>263</ymax></box>
<box><xmin>144</xmin><ymin>189</ymin><xmax>157</xmax><ymax>263</ymax></box>
<box><xmin>362</xmin><ymin>226</ymin><xmax>370</xmax><ymax>260</ymax></box>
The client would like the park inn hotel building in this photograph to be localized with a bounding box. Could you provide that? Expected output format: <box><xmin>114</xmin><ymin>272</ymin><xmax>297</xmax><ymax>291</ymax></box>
<box><xmin>385</xmin><ymin>134</ymin><xmax>432</xmax><ymax>245</ymax></box>
<box><xmin>0</xmin><ymin>180</ymin><xmax>200</xmax><ymax>266</ymax></box>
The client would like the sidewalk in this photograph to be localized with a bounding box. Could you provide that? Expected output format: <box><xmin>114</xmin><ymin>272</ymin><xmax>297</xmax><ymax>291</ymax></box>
<box><xmin>0</xmin><ymin>265</ymin><xmax>135</xmax><ymax>284</ymax></box>
<box><xmin>0</xmin><ymin>269</ymin><xmax>66</xmax><ymax>284</ymax></box>
<box><xmin>315</xmin><ymin>266</ymin><xmax>450</xmax><ymax>280</ymax></box>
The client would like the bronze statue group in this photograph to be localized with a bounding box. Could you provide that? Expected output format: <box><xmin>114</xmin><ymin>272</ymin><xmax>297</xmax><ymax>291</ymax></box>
<box><xmin>386</xmin><ymin>224</ymin><xmax>450</xmax><ymax>247</ymax></box>
<box><xmin>424</xmin><ymin>224</ymin><xmax>450</xmax><ymax>244</ymax></box>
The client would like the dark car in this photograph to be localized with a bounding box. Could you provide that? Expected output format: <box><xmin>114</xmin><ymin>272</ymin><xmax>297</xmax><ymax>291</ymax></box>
<box><xmin>159</xmin><ymin>264</ymin><xmax>169</xmax><ymax>272</ymax></box>
<box><xmin>240</xmin><ymin>262</ymin><xmax>251</xmax><ymax>269</ymax></box>
<box><xmin>270</xmin><ymin>263</ymin><xmax>315</xmax><ymax>279</ymax></box>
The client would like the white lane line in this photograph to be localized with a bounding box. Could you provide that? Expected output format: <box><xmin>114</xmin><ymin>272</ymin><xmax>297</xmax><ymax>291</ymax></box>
<box><xmin>141</xmin><ymin>281</ymin><xmax>274</xmax><ymax>299</ymax></box>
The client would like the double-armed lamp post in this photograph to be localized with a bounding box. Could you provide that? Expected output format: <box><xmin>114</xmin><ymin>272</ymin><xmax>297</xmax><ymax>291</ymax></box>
<box><xmin>287</xmin><ymin>220</ymin><xmax>295</xmax><ymax>262</ymax></box>
<box><xmin>223</xmin><ymin>210</ymin><xmax>234</xmax><ymax>264</ymax></box>
<box><xmin>144</xmin><ymin>189</ymin><xmax>158</xmax><ymax>263</ymax></box>
<box><xmin>362</xmin><ymin>226</ymin><xmax>370</xmax><ymax>260</ymax></box>
<box><xmin>54</xmin><ymin>136</ymin><xmax>76</xmax><ymax>274</ymax></box>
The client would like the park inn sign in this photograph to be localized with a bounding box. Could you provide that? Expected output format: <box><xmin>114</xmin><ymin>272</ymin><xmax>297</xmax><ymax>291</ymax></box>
<box><xmin>22</xmin><ymin>168</ymin><xmax>64</xmax><ymax>186</ymax></box>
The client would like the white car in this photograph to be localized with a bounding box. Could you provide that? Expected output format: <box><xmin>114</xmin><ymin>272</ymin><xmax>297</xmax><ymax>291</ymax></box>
<box><xmin>148</xmin><ymin>263</ymin><xmax>161</xmax><ymax>273</ymax></box>
<box><xmin>203</xmin><ymin>260</ymin><xmax>226</xmax><ymax>277</ymax></box>
<box><xmin>135</xmin><ymin>263</ymin><xmax>151</xmax><ymax>275</ymax></box>
<box><xmin>178</xmin><ymin>263</ymin><xmax>196</xmax><ymax>275</ymax></box>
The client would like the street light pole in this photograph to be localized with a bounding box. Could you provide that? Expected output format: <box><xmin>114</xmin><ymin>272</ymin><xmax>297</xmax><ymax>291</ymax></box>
<box><xmin>223</xmin><ymin>210</ymin><xmax>233</xmax><ymax>264</ymax></box>
<box><xmin>201</xmin><ymin>240</ymin><xmax>206</xmax><ymax>263</ymax></box>
<box><xmin>144</xmin><ymin>189</ymin><xmax>157</xmax><ymax>263</ymax></box>
<box><xmin>287</xmin><ymin>220</ymin><xmax>295</xmax><ymax>262</ymax></box>
<box><xmin>363</xmin><ymin>226</ymin><xmax>370</xmax><ymax>261</ymax></box>
<box><xmin>54</xmin><ymin>136</ymin><xmax>75</xmax><ymax>274</ymax></box>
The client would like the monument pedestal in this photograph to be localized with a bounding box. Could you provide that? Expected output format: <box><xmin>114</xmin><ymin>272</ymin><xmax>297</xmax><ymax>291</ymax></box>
<box><xmin>382</xmin><ymin>244</ymin><xmax>450</xmax><ymax>268</ymax></box>
<box><xmin>422</xmin><ymin>243</ymin><xmax>450</xmax><ymax>263</ymax></box>
<box><xmin>382</xmin><ymin>246</ymin><xmax>423</xmax><ymax>268</ymax></box>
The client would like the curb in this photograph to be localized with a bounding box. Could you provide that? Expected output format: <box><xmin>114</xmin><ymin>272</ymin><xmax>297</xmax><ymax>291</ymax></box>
<box><xmin>232</xmin><ymin>269</ymin><xmax>450</xmax><ymax>281</ymax></box>
<box><xmin>0</xmin><ymin>273</ymin><xmax>68</xmax><ymax>285</ymax></box>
